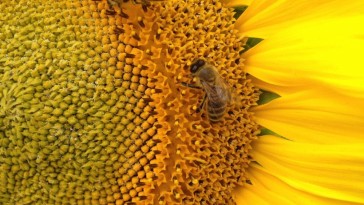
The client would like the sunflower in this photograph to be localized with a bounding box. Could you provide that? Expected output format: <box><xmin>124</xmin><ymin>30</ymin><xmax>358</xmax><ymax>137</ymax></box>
<box><xmin>1</xmin><ymin>0</ymin><xmax>364</xmax><ymax>204</ymax></box>
<box><xmin>232</xmin><ymin>0</ymin><xmax>364</xmax><ymax>204</ymax></box>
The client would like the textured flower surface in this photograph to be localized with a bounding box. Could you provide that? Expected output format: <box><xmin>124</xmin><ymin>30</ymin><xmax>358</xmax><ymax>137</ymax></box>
<box><xmin>0</xmin><ymin>0</ymin><xmax>364</xmax><ymax>204</ymax></box>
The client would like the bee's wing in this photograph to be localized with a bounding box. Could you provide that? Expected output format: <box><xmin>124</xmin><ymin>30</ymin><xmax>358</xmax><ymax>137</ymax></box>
<box><xmin>200</xmin><ymin>77</ymin><xmax>231</xmax><ymax>104</ymax></box>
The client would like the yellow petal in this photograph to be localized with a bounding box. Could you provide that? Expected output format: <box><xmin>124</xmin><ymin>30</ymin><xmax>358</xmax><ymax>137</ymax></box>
<box><xmin>222</xmin><ymin>0</ymin><xmax>252</xmax><ymax>7</ymax></box>
<box><xmin>243</xmin><ymin>15</ymin><xmax>364</xmax><ymax>98</ymax></box>
<box><xmin>250</xmin><ymin>73</ymin><xmax>317</xmax><ymax>96</ymax></box>
<box><xmin>235</xmin><ymin>164</ymin><xmax>364</xmax><ymax>205</ymax></box>
<box><xmin>238</xmin><ymin>135</ymin><xmax>364</xmax><ymax>204</ymax></box>
<box><xmin>236</xmin><ymin>0</ymin><xmax>364</xmax><ymax>38</ymax></box>
<box><xmin>253</xmin><ymin>90</ymin><xmax>364</xmax><ymax>143</ymax></box>
<box><xmin>234</xmin><ymin>169</ymin><xmax>297</xmax><ymax>205</ymax></box>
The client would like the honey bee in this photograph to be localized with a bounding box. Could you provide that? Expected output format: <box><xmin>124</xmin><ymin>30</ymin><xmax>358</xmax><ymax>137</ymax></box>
<box><xmin>182</xmin><ymin>59</ymin><xmax>231</xmax><ymax>122</ymax></box>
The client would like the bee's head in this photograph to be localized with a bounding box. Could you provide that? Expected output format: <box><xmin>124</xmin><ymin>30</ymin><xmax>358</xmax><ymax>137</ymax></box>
<box><xmin>190</xmin><ymin>59</ymin><xmax>205</xmax><ymax>73</ymax></box>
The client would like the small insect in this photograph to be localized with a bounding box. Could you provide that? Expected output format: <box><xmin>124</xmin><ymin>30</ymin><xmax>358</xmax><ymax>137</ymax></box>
<box><xmin>182</xmin><ymin>59</ymin><xmax>231</xmax><ymax>122</ymax></box>
<box><xmin>104</xmin><ymin>0</ymin><xmax>162</xmax><ymax>15</ymax></box>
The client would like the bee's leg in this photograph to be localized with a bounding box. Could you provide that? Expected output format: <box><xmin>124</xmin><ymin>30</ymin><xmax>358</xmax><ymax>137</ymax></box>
<box><xmin>196</xmin><ymin>94</ymin><xmax>207</xmax><ymax>113</ymax></box>
<box><xmin>181</xmin><ymin>82</ymin><xmax>202</xmax><ymax>89</ymax></box>
<box><xmin>132</xmin><ymin>0</ymin><xmax>149</xmax><ymax>4</ymax></box>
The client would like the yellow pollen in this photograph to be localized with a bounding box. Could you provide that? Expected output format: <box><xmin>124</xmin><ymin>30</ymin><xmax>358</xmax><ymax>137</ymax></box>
<box><xmin>195</xmin><ymin>125</ymin><xmax>202</xmax><ymax>130</ymax></box>
<box><xmin>174</xmin><ymin>179</ymin><xmax>179</xmax><ymax>185</ymax></box>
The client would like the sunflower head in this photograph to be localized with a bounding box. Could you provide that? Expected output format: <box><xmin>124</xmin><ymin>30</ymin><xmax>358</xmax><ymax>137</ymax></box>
<box><xmin>0</xmin><ymin>0</ymin><xmax>260</xmax><ymax>204</ymax></box>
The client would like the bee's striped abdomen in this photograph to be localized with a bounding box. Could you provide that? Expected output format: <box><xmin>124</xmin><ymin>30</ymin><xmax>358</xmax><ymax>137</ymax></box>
<box><xmin>207</xmin><ymin>95</ymin><xmax>227</xmax><ymax>122</ymax></box>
